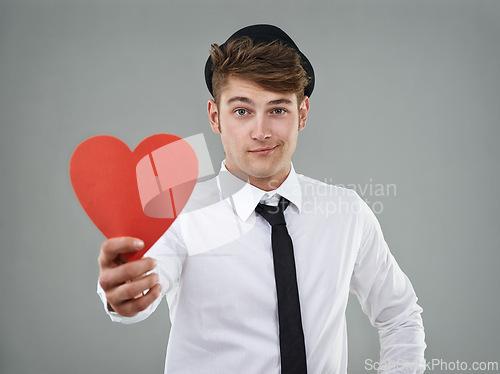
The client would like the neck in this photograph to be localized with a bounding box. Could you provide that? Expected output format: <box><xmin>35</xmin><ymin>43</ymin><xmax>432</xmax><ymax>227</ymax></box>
<box><xmin>225</xmin><ymin>164</ymin><xmax>290</xmax><ymax>192</ymax></box>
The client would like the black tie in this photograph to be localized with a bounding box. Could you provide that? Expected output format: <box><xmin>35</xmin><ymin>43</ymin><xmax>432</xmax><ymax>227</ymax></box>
<box><xmin>256</xmin><ymin>197</ymin><xmax>307</xmax><ymax>374</ymax></box>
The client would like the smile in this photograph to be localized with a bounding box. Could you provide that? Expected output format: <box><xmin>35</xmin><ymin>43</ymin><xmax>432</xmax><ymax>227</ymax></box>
<box><xmin>248</xmin><ymin>146</ymin><xmax>278</xmax><ymax>155</ymax></box>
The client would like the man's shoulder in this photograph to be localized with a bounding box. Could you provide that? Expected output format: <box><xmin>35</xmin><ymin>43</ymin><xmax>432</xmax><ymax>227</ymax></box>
<box><xmin>181</xmin><ymin>175</ymin><xmax>221</xmax><ymax>214</ymax></box>
<box><xmin>295</xmin><ymin>173</ymin><xmax>371</xmax><ymax>221</ymax></box>
<box><xmin>296</xmin><ymin>173</ymin><xmax>361</xmax><ymax>201</ymax></box>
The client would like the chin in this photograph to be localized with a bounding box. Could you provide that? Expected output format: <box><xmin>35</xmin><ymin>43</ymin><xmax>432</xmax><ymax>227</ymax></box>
<box><xmin>245</xmin><ymin>169</ymin><xmax>272</xmax><ymax>179</ymax></box>
<box><xmin>246</xmin><ymin>165</ymin><xmax>282</xmax><ymax>180</ymax></box>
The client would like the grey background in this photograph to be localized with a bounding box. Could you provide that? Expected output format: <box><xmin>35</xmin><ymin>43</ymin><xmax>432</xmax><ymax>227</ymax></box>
<box><xmin>1</xmin><ymin>0</ymin><xmax>499</xmax><ymax>373</ymax></box>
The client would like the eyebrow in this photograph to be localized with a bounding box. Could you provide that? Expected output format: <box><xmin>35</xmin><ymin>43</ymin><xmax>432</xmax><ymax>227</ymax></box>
<box><xmin>226</xmin><ymin>97</ymin><xmax>294</xmax><ymax>106</ymax></box>
<box><xmin>267</xmin><ymin>99</ymin><xmax>294</xmax><ymax>106</ymax></box>
<box><xmin>227</xmin><ymin>97</ymin><xmax>254</xmax><ymax>106</ymax></box>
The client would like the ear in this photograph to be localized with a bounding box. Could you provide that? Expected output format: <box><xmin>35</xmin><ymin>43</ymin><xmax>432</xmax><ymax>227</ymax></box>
<box><xmin>298</xmin><ymin>96</ymin><xmax>310</xmax><ymax>132</ymax></box>
<box><xmin>207</xmin><ymin>99</ymin><xmax>221</xmax><ymax>134</ymax></box>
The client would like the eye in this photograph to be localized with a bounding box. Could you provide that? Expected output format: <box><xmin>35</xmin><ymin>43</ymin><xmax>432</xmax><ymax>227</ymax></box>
<box><xmin>235</xmin><ymin>108</ymin><xmax>248</xmax><ymax>116</ymax></box>
<box><xmin>272</xmin><ymin>108</ymin><xmax>286</xmax><ymax>115</ymax></box>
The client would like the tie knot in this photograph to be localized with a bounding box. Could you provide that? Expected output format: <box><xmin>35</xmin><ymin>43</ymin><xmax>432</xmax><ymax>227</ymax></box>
<box><xmin>256</xmin><ymin>197</ymin><xmax>289</xmax><ymax>227</ymax></box>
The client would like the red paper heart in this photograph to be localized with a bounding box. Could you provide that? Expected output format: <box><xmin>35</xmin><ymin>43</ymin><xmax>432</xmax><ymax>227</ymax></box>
<box><xmin>69</xmin><ymin>134</ymin><xmax>198</xmax><ymax>261</ymax></box>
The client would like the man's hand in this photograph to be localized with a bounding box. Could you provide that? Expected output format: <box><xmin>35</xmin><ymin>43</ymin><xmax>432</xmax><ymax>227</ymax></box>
<box><xmin>98</xmin><ymin>237</ymin><xmax>162</xmax><ymax>317</ymax></box>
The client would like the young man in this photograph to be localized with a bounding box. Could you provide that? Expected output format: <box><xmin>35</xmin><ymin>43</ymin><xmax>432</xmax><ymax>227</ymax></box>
<box><xmin>97</xmin><ymin>25</ymin><xmax>426</xmax><ymax>373</ymax></box>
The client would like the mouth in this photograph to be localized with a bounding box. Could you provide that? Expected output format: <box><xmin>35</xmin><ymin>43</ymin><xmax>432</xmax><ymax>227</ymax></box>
<box><xmin>248</xmin><ymin>146</ymin><xmax>278</xmax><ymax>155</ymax></box>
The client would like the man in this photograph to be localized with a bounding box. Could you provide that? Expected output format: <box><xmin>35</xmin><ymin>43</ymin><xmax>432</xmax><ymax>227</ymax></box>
<box><xmin>97</xmin><ymin>24</ymin><xmax>426</xmax><ymax>373</ymax></box>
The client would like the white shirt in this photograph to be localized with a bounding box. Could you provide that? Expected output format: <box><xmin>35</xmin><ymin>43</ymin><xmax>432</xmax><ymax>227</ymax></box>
<box><xmin>98</xmin><ymin>162</ymin><xmax>426</xmax><ymax>374</ymax></box>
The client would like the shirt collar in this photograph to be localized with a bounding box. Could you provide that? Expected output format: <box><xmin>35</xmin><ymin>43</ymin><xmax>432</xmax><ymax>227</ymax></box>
<box><xmin>217</xmin><ymin>160</ymin><xmax>302</xmax><ymax>221</ymax></box>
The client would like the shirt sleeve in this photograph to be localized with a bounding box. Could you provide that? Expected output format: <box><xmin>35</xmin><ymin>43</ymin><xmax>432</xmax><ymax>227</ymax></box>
<box><xmin>96</xmin><ymin>221</ymin><xmax>187</xmax><ymax>324</ymax></box>
<box><xmin>349</xmin><ymin>198</ymin><xmax>426</xmax><ymax>373</ymax></box>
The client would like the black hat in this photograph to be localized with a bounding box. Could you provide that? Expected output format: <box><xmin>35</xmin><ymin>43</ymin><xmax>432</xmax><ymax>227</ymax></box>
<box><xmin>204</xmin><ymin>24</ymin><xmax>315</xmax><ymax>98</ymax></box>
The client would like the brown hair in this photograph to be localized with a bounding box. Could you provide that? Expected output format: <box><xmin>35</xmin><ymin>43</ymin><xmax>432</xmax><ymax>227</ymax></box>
<box><xmin>209</xmin><ymin>37</ymin><xmax>310</xmax><ymax>104</ymax></box>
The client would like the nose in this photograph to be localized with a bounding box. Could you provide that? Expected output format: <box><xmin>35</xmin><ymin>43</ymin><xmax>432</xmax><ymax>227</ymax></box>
<box><xmin>251</xmin><ymin>114</ymin><xmax>271</xmax><ymax>141</ymax></box>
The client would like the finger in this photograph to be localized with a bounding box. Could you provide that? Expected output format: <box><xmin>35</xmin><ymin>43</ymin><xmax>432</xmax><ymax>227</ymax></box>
<box><xmin>98</xmin><ymin>237</ymin><xmax>144</xmax><ymax>267</ymax></box>
<box><xmin>112</xmin><ymin>283</ymin><xmax>162</xmax><ymax>317</ymax></box>
<box><xmin>107</xmin><ymin>272</ymin><xmax>159</xmax><ymax>305</ymax></box>
<box><xmin>99</xmin><ymin>257</ymin><xmax>157</xmax><ymax>291</ymax></box>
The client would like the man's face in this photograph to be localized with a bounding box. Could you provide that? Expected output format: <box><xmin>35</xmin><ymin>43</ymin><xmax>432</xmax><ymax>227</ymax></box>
<box><xmin>208</xmin><ymin>76</ymin><xmax>309</xmax><ymax>191</ymax></box>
